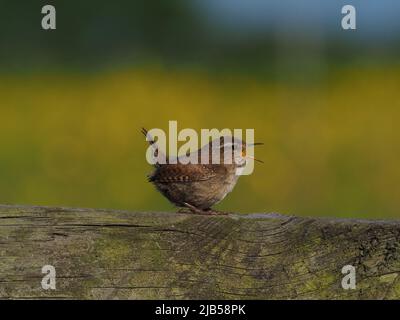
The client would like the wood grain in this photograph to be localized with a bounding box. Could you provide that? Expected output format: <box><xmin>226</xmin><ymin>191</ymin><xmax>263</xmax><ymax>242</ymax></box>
<box><xmin>1</xmin><ymin>204</ymin><xmax>400</xmax><ymax>299</ymax></box>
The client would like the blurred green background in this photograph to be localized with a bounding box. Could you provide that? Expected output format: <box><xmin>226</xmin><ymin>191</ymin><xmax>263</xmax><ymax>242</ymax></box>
<box><xmin>1</xmin><ymin>1</ymin><xmax>400</xmax><ymax>218</ymax></box>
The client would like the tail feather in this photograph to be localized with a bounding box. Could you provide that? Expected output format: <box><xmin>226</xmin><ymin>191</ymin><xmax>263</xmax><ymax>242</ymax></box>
<box><xmin>142</xmin><ymin>127</ymin><xmax>166</xmax><ymax>166</ymax></box>
<box><xmin>141</xmin><ymin>127</ymin><xmax>155</xmax><ymax>146</ymax></box>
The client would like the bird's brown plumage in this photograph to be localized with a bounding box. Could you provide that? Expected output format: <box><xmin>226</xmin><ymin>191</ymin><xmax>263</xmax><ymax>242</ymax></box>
<box><xmin>142</xmin><ymin>128</ymin><xmax>252</xmax><ymax>213</ymax></box>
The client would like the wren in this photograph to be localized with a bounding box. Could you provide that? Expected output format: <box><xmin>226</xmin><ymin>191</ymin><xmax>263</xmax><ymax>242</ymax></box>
<box><xmin>142</xmin><ymin>128</ymin><xmax>262</xmax><ymax>215</ymax></box>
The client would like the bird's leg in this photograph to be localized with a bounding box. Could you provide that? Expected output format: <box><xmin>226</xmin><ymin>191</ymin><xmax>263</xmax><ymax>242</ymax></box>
<box><xmin>181</xmin><ymin>202</ymin><xmax>219</xmax><ymax>215</ymax></box>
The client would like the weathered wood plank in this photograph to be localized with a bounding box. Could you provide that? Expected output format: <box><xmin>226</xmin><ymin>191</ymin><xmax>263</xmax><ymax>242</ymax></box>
<box><xmin>0</xmin><ymin>204</ymin><xmax>400</xmax><ymax>299</ymax></box>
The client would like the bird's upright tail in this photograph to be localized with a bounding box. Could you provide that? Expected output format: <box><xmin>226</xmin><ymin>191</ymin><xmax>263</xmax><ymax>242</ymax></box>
<box><xmin>141</xmin><ymin>127</ymin><xmax>167</xmax><ymax>166</ymax></box>
<box><xmin>141</xmin><ymin>128</ymin><xmax>156</xmax><ymax>147</ymax></box>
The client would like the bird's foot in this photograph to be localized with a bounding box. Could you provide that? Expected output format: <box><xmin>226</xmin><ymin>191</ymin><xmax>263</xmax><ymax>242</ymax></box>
<box><xmin>182</xmin><ymin>202</ymin><xmax>211</xmax><ymax>215</ymax></box>
<box><xmin>179</xmin><ymin>203</ymin><xmax>228</xmax><ymax>216</ymax></box>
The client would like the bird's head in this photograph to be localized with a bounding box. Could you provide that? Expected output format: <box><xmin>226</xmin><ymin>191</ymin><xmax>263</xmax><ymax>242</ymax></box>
<box><xmin>202</xmin><ymin>136</ymin><xmax>263</xmax><ymax>167</ymax></box>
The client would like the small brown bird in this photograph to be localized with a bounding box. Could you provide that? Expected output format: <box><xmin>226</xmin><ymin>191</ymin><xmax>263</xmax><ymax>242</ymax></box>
<box><xmin>142</xmin><ymin>128</ymin><xmax>262</xmax><ymax>215</ymax></box>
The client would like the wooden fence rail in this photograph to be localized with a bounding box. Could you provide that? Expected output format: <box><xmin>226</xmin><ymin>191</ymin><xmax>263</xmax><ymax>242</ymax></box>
<box><xmin>1</xmin><ymin>204</ymin><xmax>400</xmax><ymax>299</ymax></box>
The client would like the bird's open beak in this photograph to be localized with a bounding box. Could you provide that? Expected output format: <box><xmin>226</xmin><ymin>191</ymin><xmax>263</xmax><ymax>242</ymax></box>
<box><xmin>246</xmin><ymin>155</ymin><xmax>264</xmax><ymax>163</ymax></box>
<box><xmin>247</xmin><ymin>142</ymin><xmax>264</xmax><ymax>146</ymax></box>
<box><xmin>242</xmin><ymin>142</ymin><xmax>264</xmax><ymax>163</ymax></box>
